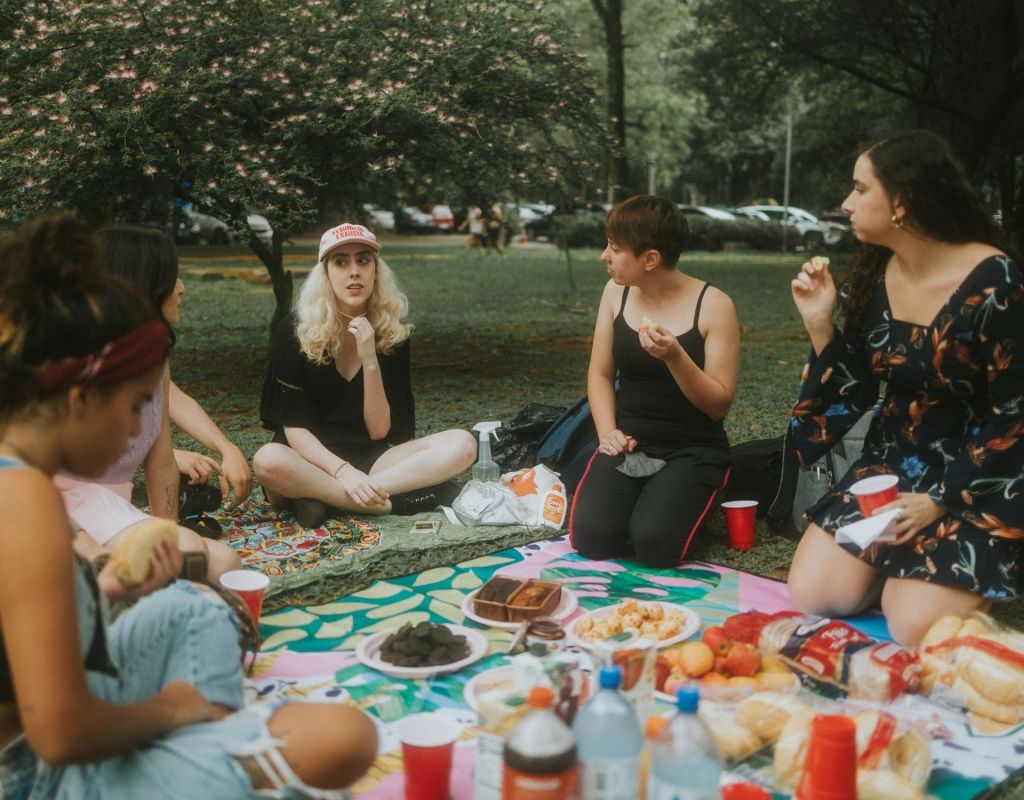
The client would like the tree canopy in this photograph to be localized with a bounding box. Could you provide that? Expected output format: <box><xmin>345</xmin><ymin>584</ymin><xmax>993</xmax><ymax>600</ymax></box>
<box><xmin>0</xmin><ymin>0</ymin><xmax>606</xmax><ymax>326</ymax></box>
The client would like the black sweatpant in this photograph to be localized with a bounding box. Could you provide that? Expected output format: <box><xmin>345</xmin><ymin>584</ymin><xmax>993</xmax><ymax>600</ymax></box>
<box><xmin>569</xmin><ymin>445</ymin><xmax>731</xmax><ymax>568</ymax></box>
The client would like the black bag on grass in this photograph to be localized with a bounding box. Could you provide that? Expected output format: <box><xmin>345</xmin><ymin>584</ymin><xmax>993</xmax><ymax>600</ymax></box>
<box><xmin>722</xmin><ymin>437</ymin><xmax>785</xmax><ymax>513</ymax></box>
<box><xmin>491</xmin><ymin>403</ymin><xmax>565</xmax><ymax>472</ymax></box>
<box><xmin>536</xmin><ymin>395</ymin><xmax>598</xmax><ymax>494</ymax></box>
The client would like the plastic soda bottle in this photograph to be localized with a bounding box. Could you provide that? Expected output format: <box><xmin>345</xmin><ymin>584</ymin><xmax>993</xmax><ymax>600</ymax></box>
<box><xmin>503</xmin><ymin>685</ymin><xmax>580</xmax><ymax>800</ymax></box>
<box><xmin>573</xmin><ymin>665</ymin><xmax>642</xmax><ymax>800</ymax></box>
<box><xmin>647</xmin><ymin>686</ymin><xmax>722</xmax><ymax>800</ymax></box>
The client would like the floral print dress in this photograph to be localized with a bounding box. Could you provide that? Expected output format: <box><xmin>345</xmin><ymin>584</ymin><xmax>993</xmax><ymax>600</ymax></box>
<box><xmin>790</xmin><ymin>255</ymin><xmax>1024</xmax><ymax>598</ymax></box>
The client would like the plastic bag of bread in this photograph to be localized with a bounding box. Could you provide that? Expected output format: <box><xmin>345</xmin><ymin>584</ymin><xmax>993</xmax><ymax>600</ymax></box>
<box><xmin>919</xmin><ymin>612</ymin><xmax>1024</xmax><ymax>725</ymax></box>
<box><xmin>724</xmin><ymin>610</ymin><xmax>921</xmax><ymax>702</ymax></box>
<box><xmin>697</xmin><ymin>701</ymin><xmax>764</xmax><ymax>762</ymax></box>
<box><xmin>108</xmin><ymin>517</ymin><xmax>178</xmax><ymax>586</ymax></box>
<box><xmin>773</xmin><ymin>708</ymin><xmax>929</xmax><ymax>799</ymax></box>
<box><xmin>734</xmin><ymin>690</ymin><xmax>811</xmax><ymax>744</ymax></box>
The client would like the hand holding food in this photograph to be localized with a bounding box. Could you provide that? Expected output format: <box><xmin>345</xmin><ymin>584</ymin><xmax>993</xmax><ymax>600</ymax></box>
<box><xmin>108</xmin><ymin>517</ymin><xmax>179</xmax><ymax>586</ymax></box>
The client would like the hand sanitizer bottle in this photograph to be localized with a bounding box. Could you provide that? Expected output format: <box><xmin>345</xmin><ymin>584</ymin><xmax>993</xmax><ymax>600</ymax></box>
<box><xmin>472</xmin><ymin>421</ymin><xmax>502</xmax><ymax>482</ymax></box>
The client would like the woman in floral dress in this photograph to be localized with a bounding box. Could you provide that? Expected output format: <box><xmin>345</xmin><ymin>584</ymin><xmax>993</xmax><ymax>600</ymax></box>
<box><xmin>787</xmin><ymin>130</ymin><xmax>1023</xmax><ymax>646</ymax></box>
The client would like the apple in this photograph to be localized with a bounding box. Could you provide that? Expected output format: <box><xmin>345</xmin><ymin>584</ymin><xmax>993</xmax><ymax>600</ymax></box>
<box><xmin>723</xmin><ymin>642</ymin><xmax>761</xmax><ymax>678</ymax></box>
<box><xmin>663</xmin><ymin>671</ymin><xmax>692</xmax><ymax>696</ymax></box>
<box><xmin>677</xmin><ymin>641</ymin><xmax>714</xmax><ymax>678</ymax></box>
<box><xmin>713</xmin><ymin>655</ymin><xmax>730</xmax><ymax>675</ymax></box>
<box><xmin>755</xmin><ymin>670</ymin><xmax>797</xmax><ymax>691</ymax></box>
<box><xmin>701</xmin><ymin>625</ymin><xmax>732</xmax><ymax>656</ymax></box>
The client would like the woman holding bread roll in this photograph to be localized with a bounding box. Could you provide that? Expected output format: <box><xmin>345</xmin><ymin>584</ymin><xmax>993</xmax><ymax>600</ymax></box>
<box><xmin>254</xmin><ymin>222</ymin><xmax>475</xmax><ymax>528</ymax></box>
<box><xmin>53</xmin><ymin>224</ymin><xmax>241</xmax><ymax>582</ymax></box>
<box><xmin>0</xmin><ymin>216</ymin><xmax>376</xmax><ymax>799</ymax></box>
<box><xmin>569</xmin><ymin>195</ymin><xmax>739</xmax><ymax>567</ymax></box>
<box><xmin>787</xmin><ymin>129</ymin><xmax>1024</xmax><ymax>646</ymax></box>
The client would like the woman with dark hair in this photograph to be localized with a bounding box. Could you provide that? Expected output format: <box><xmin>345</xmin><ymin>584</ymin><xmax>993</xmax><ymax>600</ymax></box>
<box><xmin>53</xmin><ymin>225</ymin><xmax>241</xmax><ymax>580</ymax></box>
<box><xmin>787</xmin><ymin>129</ymin><xmax>1024</xmax><ymax>645</ymax></box>
<box><xmin>98</xmin><ymin>225</ymin><xmax>253</xmax><ymax>507</ymax></box>
<box><xmin>569</xmin><ymin>195</ymin><xmax>739</xmax><ymax>567</ymax></box>
<box><xmin>0</xmin><ymin>216</ymin><xmax>376</xmax><ymax>799</ymax></box>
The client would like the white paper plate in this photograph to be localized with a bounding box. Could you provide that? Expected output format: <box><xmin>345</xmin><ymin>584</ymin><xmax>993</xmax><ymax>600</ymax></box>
<box><xmin>355</xmin><ymin>624</ymin><xmax>488</xmax><ymax>679</ymax></box>
<box><xmin>565</xmin><ymin>601</ymin><xmax>700</xmax><ymax>650</ymax></box>
<box><xmin>463</xmin><ymin>663</ymin><xmax>593</xmax><ymax>714</ymax></box>
<box><xmin>460</xmin><ymin>584</ymin><xmax>579</xmax><ymax>631</ymax></box>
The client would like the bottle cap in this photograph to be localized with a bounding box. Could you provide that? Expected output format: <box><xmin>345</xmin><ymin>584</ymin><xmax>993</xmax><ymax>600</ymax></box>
<box><xmin>675</xmin><ymin>685</ymin><xmax>699</xmax><ymax>712</ymax></box>
<box><xmin>527</xmin><ymin>685</ymin><xmax>554</xmax><ymax>709</ymax></box>
<box><xmin>722</xmin><ymin>783</ymin><xmax>771</xmax><ymax>800</ymax></box>
<box><xmin>598</xmin><ymin>664</ymin><xmax>622</xmax><ymax>689</ymax></box>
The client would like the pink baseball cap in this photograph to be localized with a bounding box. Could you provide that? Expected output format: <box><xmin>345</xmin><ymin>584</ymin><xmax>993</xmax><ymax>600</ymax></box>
<box><xmin>318</xmin><ymin>222</ymin><xmax>381</xmax><ymax>262</ymax></box>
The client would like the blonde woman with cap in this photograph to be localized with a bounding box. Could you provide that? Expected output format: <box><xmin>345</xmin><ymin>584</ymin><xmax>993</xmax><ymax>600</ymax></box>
<box><xmin>254</xmin><ymin>223</ymin><xmax>476</xmax><ymax>527</ymax></box>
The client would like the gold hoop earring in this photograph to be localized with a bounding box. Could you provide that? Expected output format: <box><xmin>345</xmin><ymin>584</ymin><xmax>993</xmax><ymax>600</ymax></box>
<box><xmin>891</xmin><ymin>214</ymin><xmax>905</xmax><ymax>229</ymax></box>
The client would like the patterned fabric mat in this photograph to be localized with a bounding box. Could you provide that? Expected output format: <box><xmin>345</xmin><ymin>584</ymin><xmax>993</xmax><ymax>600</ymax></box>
<box><xmin>243</xmin><ymin>537</ymin><xmax>1021</xmax><ymax>799</ymax></box>
<box><xmin>211</xmin><ymin>498</ymin><xmax>553</xmax><ymax>610</ymax></box>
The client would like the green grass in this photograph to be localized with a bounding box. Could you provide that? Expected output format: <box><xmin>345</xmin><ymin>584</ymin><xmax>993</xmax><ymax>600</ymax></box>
<box><xmin>171</xmin><ymin>241</ymin><xmax>1022</xmax><ymax>630</ymax></box>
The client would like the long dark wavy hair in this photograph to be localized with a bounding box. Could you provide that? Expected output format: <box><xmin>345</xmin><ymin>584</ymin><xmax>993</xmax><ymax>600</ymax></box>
<box><xmin>841</xmin><ymin>130</ymin><xmax>1017</xmax><ymax>335</ymax></box>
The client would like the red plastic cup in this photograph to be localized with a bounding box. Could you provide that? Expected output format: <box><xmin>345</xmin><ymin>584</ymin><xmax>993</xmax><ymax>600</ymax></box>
<box><xmin>796</xmin><ymin>714</ymin><xmax>857</xmax><ymax>800</ymax></box>
<box><xmin>721</xmin><ymin>500</ymin><xmax>758</xmax><ymax>551</ymax></box>
<box><xmin>398</xmin><ymin>712</ymin><xmax>459</xmax><ymax>800</ymax></box>
<box><xmin>849</xmin><ymin>474</ymin><xmax>899</xmax><ymax>518</ymax></box>
<box><xmin>722</xmin><ymin>783</ymin><xmax>771</xmax><ymax>800</ymax></box>
<box><xmin>218</xmin><ymin>569</ymin><xmax>270</xmax><ymax>626</ymax></box>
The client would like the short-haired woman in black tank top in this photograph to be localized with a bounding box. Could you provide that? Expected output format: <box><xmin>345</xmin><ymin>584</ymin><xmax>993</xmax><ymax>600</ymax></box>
<box><xmin>569</xmin><ymin>195</ymin><xmax>739</xmax><ymax>567</ymax></box>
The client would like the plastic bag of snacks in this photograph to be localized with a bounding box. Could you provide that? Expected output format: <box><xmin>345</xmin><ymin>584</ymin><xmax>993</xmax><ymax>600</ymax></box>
<box><xmin>447</xmin><ymin>465</ymin><xmax>567</xmax><ymax>530</ymax></box>
<box><xmin>723</xmin><ymin>611</ymin><xmax>922</xmax><ymax>702</ymax></box>
<box><xmin>919</xmin><ymin>611</ymin><xmax>1024</xmax><ymax>725</ymax></box>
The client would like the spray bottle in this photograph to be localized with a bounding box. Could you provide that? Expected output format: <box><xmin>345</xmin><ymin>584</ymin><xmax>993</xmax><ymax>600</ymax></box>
<box><xmin>472</xmin><ymin>421</ymin><xmax>503</xmax><ymax>482</ymax></box>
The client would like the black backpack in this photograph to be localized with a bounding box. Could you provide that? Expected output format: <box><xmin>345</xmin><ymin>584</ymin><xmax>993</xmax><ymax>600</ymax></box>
<box><xmin>721</xmin><ymin>437</ymin><xmax>786</xmax><ymax>514</ymax></box>
<box><xmin>490</xmin><ymin>403</ymin><xmax>566</xmax><ymax>473</ymax></box>
<box><xmin>536</xmin><ymin>395</ymin><xmax>598</xmax><ymax>494</ymax></box>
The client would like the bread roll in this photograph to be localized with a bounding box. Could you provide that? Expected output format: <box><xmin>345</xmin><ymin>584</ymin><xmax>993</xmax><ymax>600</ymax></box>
<box><xmin>857</xmin><ymin>769</ymin><xmax>924</xmax><ymax>800</ymax></box>
<box><xmin>698</xmin><ymin>705</ymin><xmax>763</xmax><ymax>762</ymax></box>
<box><xmin>852</xmin><ymin>710</ymin><xmax>930</xmax><ymax>787</ymax></box>
<box><xmin>108</xmin><ymin>518</ymin><xmax>178</xmax><ymax>586</ymax></box>
<box><xmin>735</xmin><ymin>691</ymin><xmax>809</xmax><ymax>743</ymax></box>
<box><xmin>772</xmin><ymin>707</ymin><xmax>817</xmax><ymax>787</ymax></box>
<box><xmin>952</xmin><ymin>675</ymin><xmax>1024</xmax><ymax>725</ymax></box>
<box><xmin>956</xmin><ymin>632</ymin><xmax>1024</xmax><ymax>707</ymax></box>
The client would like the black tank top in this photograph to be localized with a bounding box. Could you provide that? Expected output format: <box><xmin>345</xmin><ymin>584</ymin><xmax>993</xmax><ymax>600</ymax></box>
<box><xmin>612</xmin><ymin>284</ymin><xmax>728</xmax><ymax>450</ymax></box>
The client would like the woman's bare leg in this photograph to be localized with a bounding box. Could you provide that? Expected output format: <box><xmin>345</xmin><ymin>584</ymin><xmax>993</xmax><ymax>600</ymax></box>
<box><xmin>880</xmin><ymin>577</ymin><xmax>991</xmax><ymax>646</ymax></box>
<box><xmin>368</xmin><ymin>429</ymin><xmax>476</xmax><ymax>493</ymax></box>
<box><xmin>252</xmin><ymin>443</ymin><xmax>389</xmax><ymax>513</ymax></box>
<box><xmin>787</xmin><ymin>524</ymin><xmax>885</xmax><ymax>617</ymax></box>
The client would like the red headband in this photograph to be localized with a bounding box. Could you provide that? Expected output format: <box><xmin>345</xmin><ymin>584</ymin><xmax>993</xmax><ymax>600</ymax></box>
<box><xmin>28</xmin><ymin>318</ymin><xmax>170</xmax><ymax>396</ymax></box>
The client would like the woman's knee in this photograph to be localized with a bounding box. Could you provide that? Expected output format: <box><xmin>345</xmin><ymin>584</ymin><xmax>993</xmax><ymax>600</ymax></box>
<box><xmin>268</xmin><ymin>704</ymin><xmax>378</xmax><ymax>789</ymax></box>
<box><xmin>252</xmin><ymin>443</ymin><xmax>295</xmax><ymax>486</ymax></box>
<box><xmin>177</xmin><ymin>527</ymin><xmax>241</xmax><ymax>582</ymax></box>
<box><xmin>443</xmin><ymin>428</ymin><xmax>477</xmax><ymax>470</ymax></box>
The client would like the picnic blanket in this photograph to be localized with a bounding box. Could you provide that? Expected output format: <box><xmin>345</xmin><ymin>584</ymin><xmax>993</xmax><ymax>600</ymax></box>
<box><xmin>213</xmin><ymin>498</ymin><xmax>555</xmax><ymax>610</ymax></box>
<box><xmin>243</xmin><ymin>536</ymin><xmax>1022</xmax><ymax>799</ymax></box>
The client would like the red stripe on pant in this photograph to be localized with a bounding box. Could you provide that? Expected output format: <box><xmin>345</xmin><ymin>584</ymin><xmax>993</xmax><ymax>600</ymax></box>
<box><xmin>567</xmin><ymin>446</ymin><xmax>601</xmax><ymax>550</ymax></box>
<box><xmin>674</xmin><ymin>464</ymin><xmax>732</xmax><ymax>564</ymax></box>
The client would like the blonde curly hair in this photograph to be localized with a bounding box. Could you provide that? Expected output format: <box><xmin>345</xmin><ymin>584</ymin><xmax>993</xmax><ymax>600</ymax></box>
<box><xmin>294</xmin><ymin>253</ymin><xmax>412</xmax><ymax>364</ymax></box>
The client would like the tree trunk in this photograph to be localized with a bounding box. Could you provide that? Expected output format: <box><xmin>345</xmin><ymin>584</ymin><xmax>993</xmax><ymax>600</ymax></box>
<box><xmin>593</xmin><ymin>0</ymin><xmax>627</xmax><ymax>201</ymax></box>
<box><xmin>249</xmin><ymin>232</ymin><xmax>293</xmax><ymax>340</ymax></box>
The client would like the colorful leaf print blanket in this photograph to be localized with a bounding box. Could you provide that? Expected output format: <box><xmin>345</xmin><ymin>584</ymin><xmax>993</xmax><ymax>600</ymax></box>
<box><xmin>243</xmin><ymin>536</ymin><xmax>1021</xmax><ymax>800</ymax></box>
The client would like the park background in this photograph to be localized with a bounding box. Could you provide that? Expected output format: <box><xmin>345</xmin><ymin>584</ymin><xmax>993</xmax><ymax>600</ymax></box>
<box><xmin>0</xmin><ymin>2</ymin><xmax>1021</xmax><ymax>628</ymax></box>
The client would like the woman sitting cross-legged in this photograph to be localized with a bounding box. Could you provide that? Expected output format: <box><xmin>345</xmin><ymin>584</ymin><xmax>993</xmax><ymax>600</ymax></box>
<box><xmin>0</xmin><ymin>215</ymin><xmax>377</xmax><ymax>800</ymax></box>
<box><xmin>254</xmin><ymin>223</ymin><xmax>476</xmax><ymax>527</ymax></box>
<box><xmin>569</xmin><ymin>195</ymin><xmax>739</xmax><ymax>567</ymax></box>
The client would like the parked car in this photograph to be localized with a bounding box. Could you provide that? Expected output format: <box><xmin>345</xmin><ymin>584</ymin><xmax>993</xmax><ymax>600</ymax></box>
<box><xmin>171</xmin><ymin>209</ymin><xmax>201</xmax><ymax>245</ymax></box>
<box><xmin>362</xmin><ymin>203</ymin><xmax>395</xmax><ymax>232</ymax></box>
<box><xmin>419</xmin><ymin>203</ymin><xmax>455</xmax><ymax>231</ymax></box>
<box><xmin>678</xmin><ymin>205</ymin><xmax>737</xmax><ymax>221</ymax></box>
<box><xmin>818</xmin><ymin>211</ymin><xmax>856</xmax><ymax>250</ymax></box>
<box><xmin>734</xmin><ymin>204</ymin><xmax>838</xmax><ymax>250</ymax></box>
<box><xmin>395</xmin><ymin>206</ymin><xmax>435</xmax><ymax>234</ymax></box>
<box><xmin>193</xmin><ymin>210</ymin><xmax>274</xmax><ymax>247</ymax></box>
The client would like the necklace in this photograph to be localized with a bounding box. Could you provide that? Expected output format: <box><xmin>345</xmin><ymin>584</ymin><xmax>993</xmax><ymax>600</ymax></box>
<box><xmin>338</xmin><ymin>310</ymin><xmax>366</xmax><ymax>320</ymax></box>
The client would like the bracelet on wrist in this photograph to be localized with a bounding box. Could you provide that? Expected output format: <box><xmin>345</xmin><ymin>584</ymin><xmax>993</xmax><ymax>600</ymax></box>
<box><xmin>333</xmin><ymin>463</ymin><xmax>348</xmax><ymax>479</ymax></box>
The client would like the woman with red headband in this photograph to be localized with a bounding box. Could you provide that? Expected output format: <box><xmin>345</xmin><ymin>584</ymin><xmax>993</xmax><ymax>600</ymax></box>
<box><xmin>0</xmin><ymin>216</ymin><xmax>376</xmax><ymax>799</ymax></box>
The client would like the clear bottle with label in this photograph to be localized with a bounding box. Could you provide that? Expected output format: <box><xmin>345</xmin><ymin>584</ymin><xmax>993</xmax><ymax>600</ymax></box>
<box><xmin>647</xmin><ymin>686</ymin><xmax>722</xmax><ymax>800</ymax></box>
<box><xmin>503</xmin><ymin>685</ymin><xmax>579</xmax><ymax>800</ymax></box>
<box><xmin>573</xmin><ymin>665</ymin><xmax>642</xmax><ymax>800</ymax></box>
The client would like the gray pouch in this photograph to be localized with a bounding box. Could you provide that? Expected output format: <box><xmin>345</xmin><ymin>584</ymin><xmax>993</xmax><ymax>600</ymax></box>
<box><xmin>616</xmin><ymin>450</ymin><xmax>666</xmax><ymax>477</ymax></box>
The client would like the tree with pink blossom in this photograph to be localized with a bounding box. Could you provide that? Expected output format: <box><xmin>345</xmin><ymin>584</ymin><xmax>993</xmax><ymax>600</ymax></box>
<box><xmin>0</xmin><ymin>0</ymin><xmax>605</xmax><ymax>329</ymax></box>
